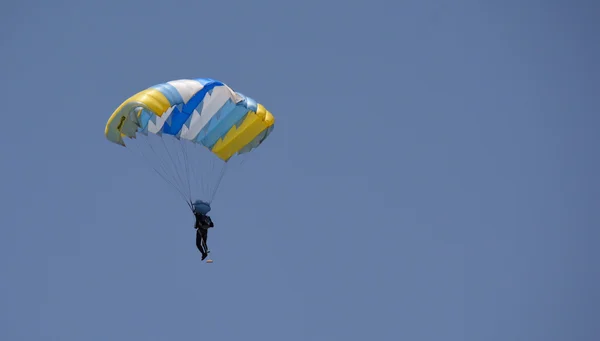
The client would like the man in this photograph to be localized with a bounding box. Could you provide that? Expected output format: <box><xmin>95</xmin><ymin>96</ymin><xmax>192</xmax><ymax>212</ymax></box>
<box><xmin>193</xmin><ymin>203</ymin><xmax>214</xmax><ymax>261</ymax></box>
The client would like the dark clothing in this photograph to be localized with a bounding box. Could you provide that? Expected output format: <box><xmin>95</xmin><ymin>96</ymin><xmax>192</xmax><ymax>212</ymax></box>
<box><xmin>195</xmin><ymin>213</ymin><xmax>214</xmax><ymax>229</ymax></box>
<box><xmin>194</xmin><ymin>212</ymin><xmax>214</xmax><ymax>260</ymax></box>
<box><xmin>196</xmin><ymin>228</ymin><xmax>209</xmax><ymax>260</ymax></box>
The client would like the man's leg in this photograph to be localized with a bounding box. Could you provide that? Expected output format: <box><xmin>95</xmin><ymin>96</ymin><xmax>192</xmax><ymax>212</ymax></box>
<box><xmin>196</xmin><ymin>229</ymin><xmax>207</xmax><ymax>259</ymax></box>
<box><xmin>200</xmin><ymin>229</ymin><xmax>209</xmax><ymax>258</ymax></box>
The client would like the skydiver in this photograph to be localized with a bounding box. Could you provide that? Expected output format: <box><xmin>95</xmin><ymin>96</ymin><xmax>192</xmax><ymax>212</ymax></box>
<box><xmin>192</xmin><ymin>201</ymin><xmax>214</xmax><ymax>261</ymax></box>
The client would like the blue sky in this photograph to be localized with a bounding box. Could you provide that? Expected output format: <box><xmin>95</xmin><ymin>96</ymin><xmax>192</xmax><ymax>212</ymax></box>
<box><xmin>1</xmin><ymin>0</ymin><xmax>598</xmax><ymax>340</ymax></box>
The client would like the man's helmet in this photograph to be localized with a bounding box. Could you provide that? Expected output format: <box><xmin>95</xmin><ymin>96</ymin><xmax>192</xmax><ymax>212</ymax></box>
<box><xmin>192</xmin><ymin>200</ymin><xmax>211</xmax><ymax>215</ymax></box>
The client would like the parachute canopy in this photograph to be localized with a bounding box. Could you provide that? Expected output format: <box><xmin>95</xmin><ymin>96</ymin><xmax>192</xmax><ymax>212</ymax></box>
<box><xmin>105</xmin><ymin>78</ymin><xmax>275</xmax><ymax>162</ymax></box>
<box><xmin>104</xmin><ymin>78</ymin><xmax>275</xmax><ymax>207</ymax></box>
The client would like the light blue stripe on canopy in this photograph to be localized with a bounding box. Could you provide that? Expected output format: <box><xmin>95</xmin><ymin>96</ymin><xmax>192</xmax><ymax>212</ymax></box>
<box><xmin>198</xmin><ymin>94</ymin><xmax>258</xmax><ymax>149</ymax></box>
<box><xmin>150</xmin><ymin>83</ymin><xmax>183</xmax><ymax>106</ymax></box>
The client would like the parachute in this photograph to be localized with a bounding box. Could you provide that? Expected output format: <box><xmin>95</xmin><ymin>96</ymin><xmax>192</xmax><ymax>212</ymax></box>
<box><xmin>104</xmin><ymin>78</ymin><xmax>275</xmax><ymax>210</ymax></box>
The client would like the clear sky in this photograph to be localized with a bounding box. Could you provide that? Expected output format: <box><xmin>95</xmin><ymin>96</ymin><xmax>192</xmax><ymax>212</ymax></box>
<box><xmin>1</xmin><ymin>0</ymin><xmax>598</xmax><ymax>340</ymax></box>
